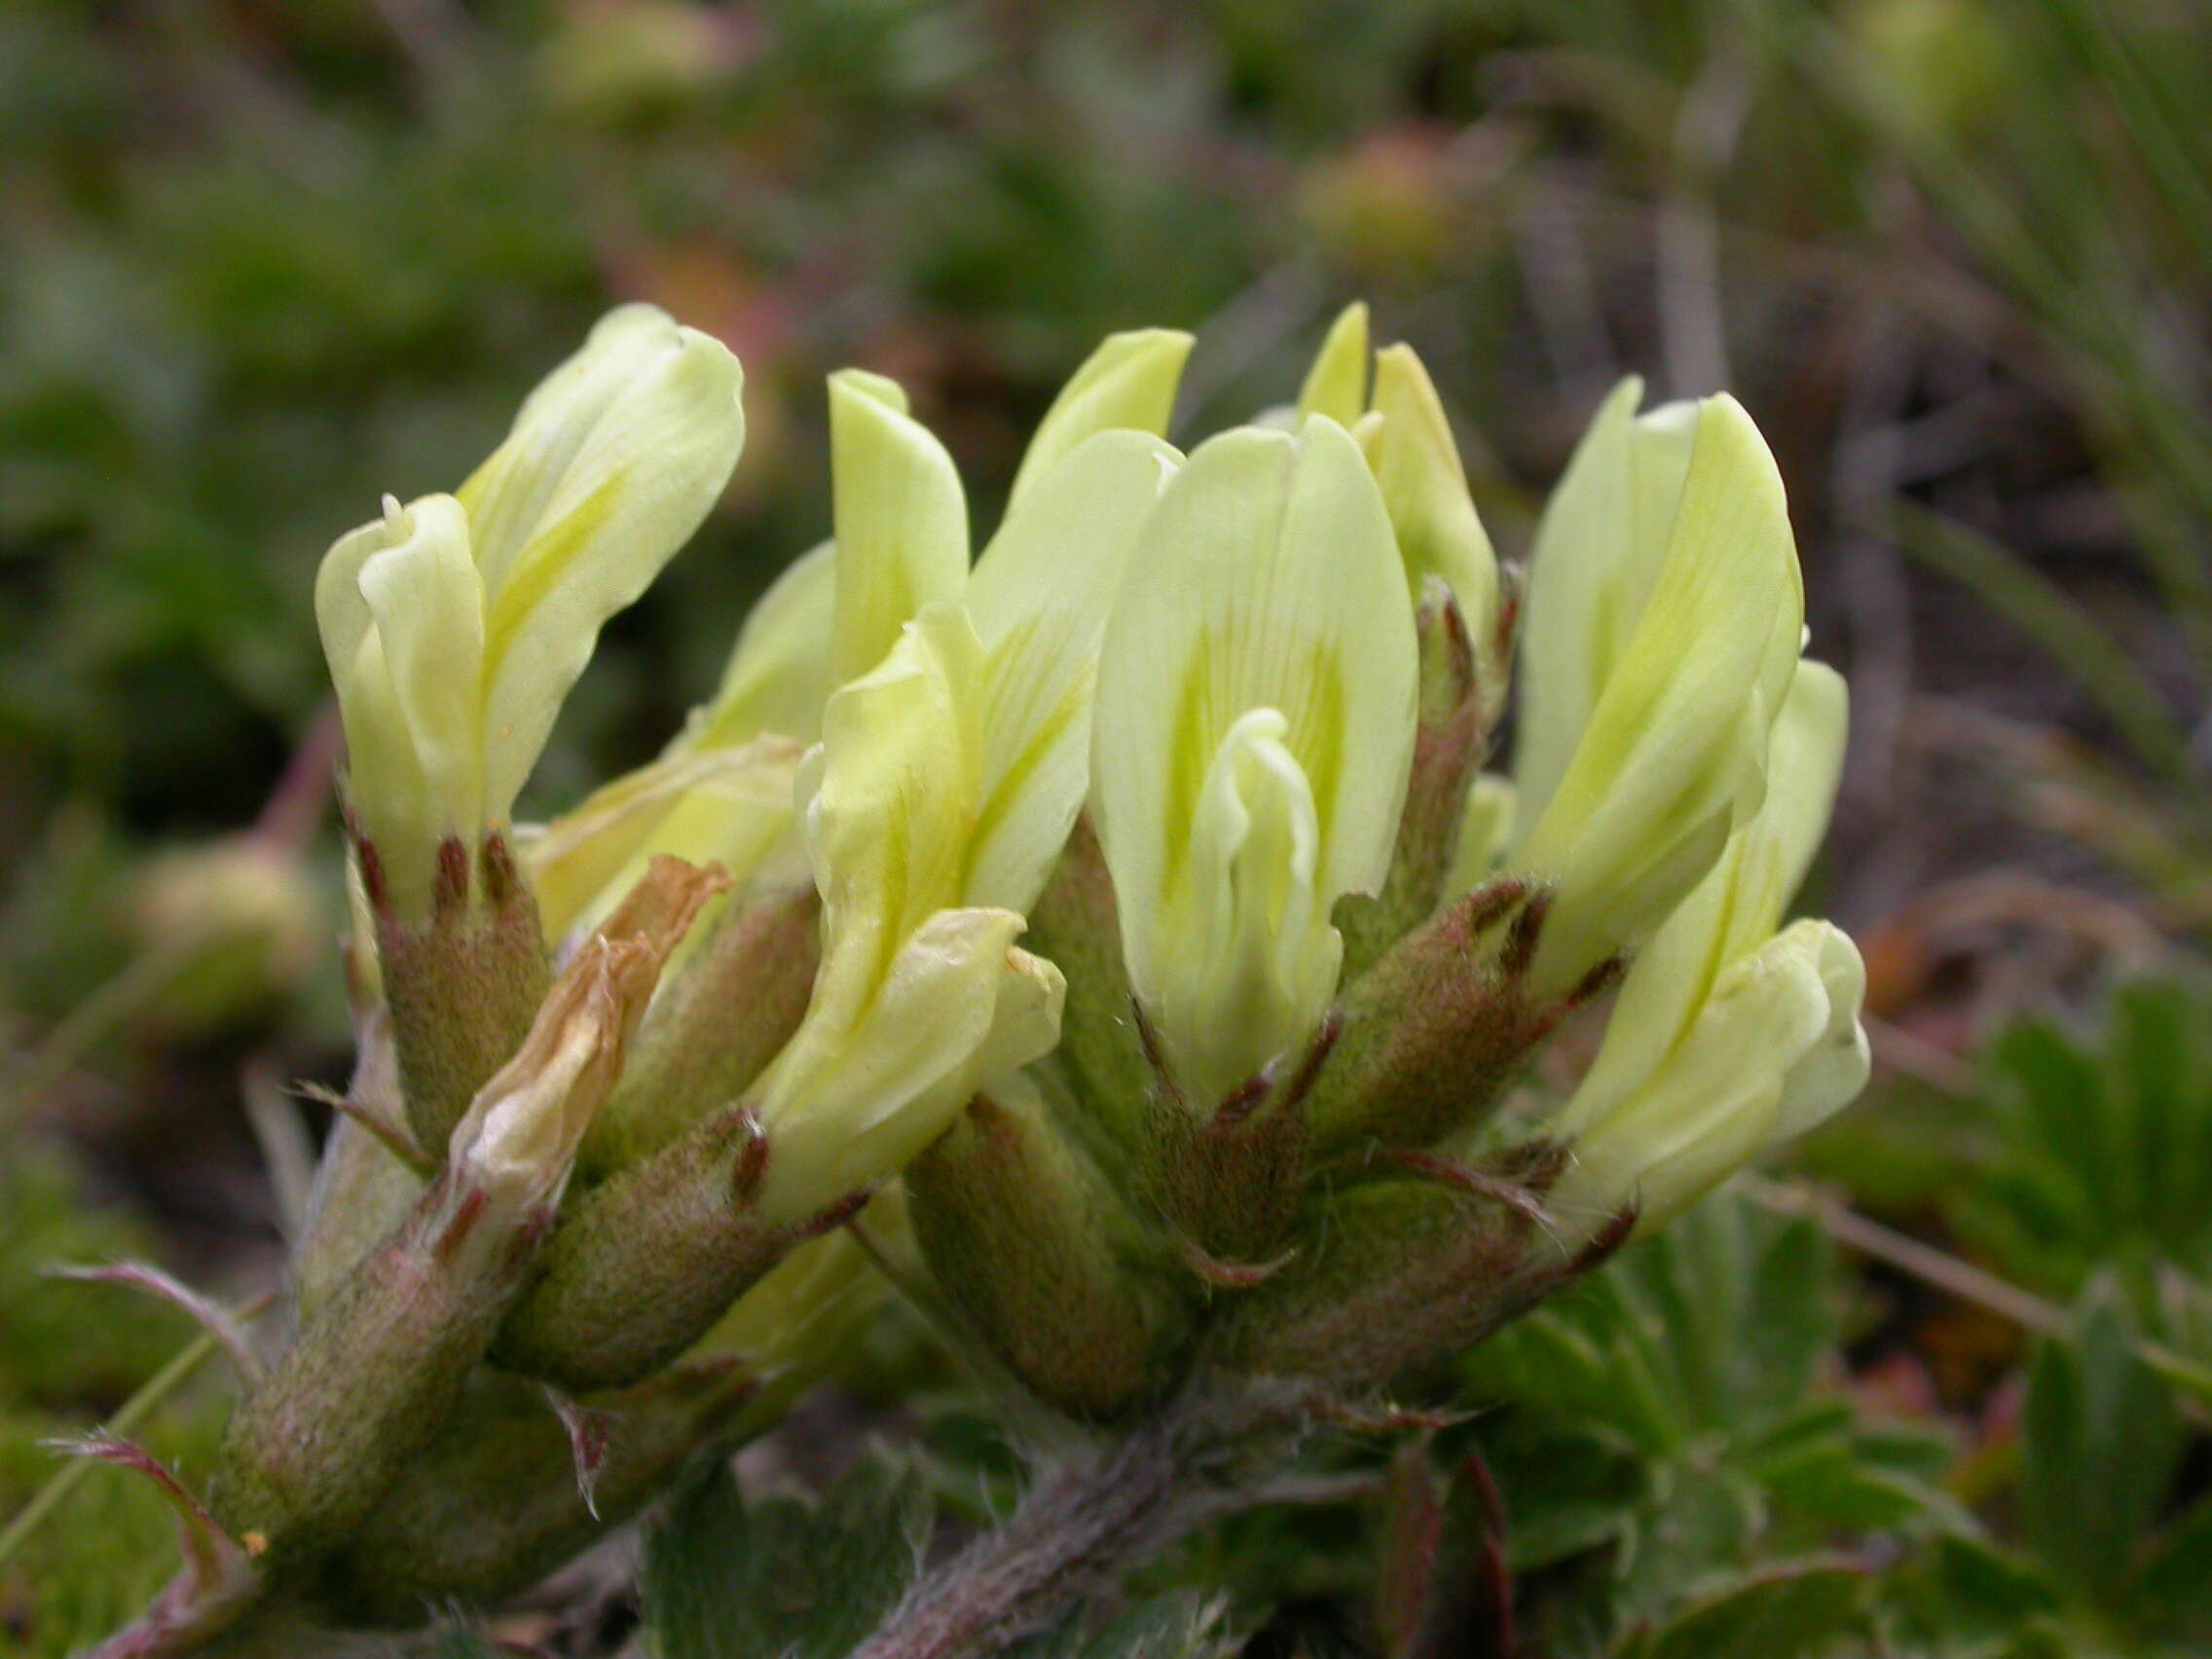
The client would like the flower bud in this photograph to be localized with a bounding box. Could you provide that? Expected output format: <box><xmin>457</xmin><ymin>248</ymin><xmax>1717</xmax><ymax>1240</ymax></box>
<box><xmin>908</xmin><ymin>1074</ymin><xmax>1192</xmax><ymax>1419</ymax></box>
<box><xmin>757</xmin><ymin>607</ymin><xmax>1068</xmax><ymax>1220</ymax></box>
<box><xmin>1357</xmin><ymin>343</ymin><xmax>1501</xmax><ymax>650</ymax></box>
<box><xmin>370</xmin><ymin>830</ymin><xmax>549</xmax><ymax>1150</ymax></box>
<box><xmin>1216</xmin><ymin>1146</ymin><xmax>1593</xmax><ymax>1393</ymax></box>
<box><xmin>1297</xmin><ymin>304</ymin><xmax>1502</xmax><ymax>645</ymax></box>
<box><xmin>1295</xmin><ymin>300</ymin><xmax>1372</xmax><ymax>427</ymax></box>
<box><xmin>495</xmin><ymin>611</ymin><xmax>1068</xmax><ymax>1391</ymax></box>
<box><xmin>576</xmin><ymin>881</ymin><xmax>820</xmax><ymax>1177</ymax></box>
<box><xmin>1552</xmin><ymin>919</ymin><xmax>1867</xmax><ymax>1235</ymax></box>
<box><xmin>1292</xmin><ymin>310</ymin><xmax>1505</xmax><ymax>973</ymax></box>
<box><xmin>1507</xmin><ymin>385</ymin><xmax>1805</xmax><ymax>998</ymax></box>
<box><xmin>321</xmin><ymin>306</ymin><xmax>744</xmax><ymax>1148</ymax></box>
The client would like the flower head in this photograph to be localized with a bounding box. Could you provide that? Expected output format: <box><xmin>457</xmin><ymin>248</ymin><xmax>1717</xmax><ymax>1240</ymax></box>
<box><xmin>1091</xmin><ymin>418</ymin><xmax>1418</xmax><ymax>1106</ymax></box>
<box><xmin>316</xmin><ymin>305</ymin><xmax>745</xmax><ymax>918</ymax></box>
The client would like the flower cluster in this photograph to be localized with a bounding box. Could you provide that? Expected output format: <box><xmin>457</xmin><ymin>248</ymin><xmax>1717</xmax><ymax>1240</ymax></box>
<box><xmin>130</xmin><ymin>299</ymin><xmax>1866</xmax><ymax>1642</ymax></box>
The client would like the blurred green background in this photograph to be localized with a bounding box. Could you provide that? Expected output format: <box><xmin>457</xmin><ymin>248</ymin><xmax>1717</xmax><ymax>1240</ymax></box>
<box><xmin>3</xmin><ymin>0</ymin><xmax>2209</xmax><ymax>1652</ymax></box>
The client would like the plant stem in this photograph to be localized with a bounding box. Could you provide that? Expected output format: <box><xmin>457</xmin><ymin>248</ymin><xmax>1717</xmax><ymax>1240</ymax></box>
<box><xmin>850</xmin><ymin>1385</ymin><xmax>1305</xmax><ymax>1659</ymax></box>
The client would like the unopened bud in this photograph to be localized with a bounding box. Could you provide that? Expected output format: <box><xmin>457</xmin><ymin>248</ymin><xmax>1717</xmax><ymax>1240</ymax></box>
<box><xmin>909</xmin><ymin>1076</ymin><xmax>1193</xmax><ymax>1419</ymax></box>
<box><xmin>1215</xmin><ymin>1147</ymin><xmax>1609</xmax><ymax>1392</ymax></box>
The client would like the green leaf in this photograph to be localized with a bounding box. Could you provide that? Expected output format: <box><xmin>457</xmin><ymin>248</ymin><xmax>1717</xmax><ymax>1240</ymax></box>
<box><xmin>2019</xmin><ymin>1291</ymin><xmax>2184</xmax><ymax>1604</ymax></box>
<box><xmin>1614</xmin><ymin>1559</ymin><xmax>1867</xmax><ymax>1659</ymax></box>
<box><xmin>1469</xmin><ymin>1191</ymin><xmax>1839</xmax><ymax>1451</ymax></box>
<box><xmin>2132</xmin><ymin>1493</ymin><xmax>2212</xmax><ymax>1641</ymax></box>
<box><xmin>1884</xmin><ymin>1532</ymin><xmax>2070</xmax><ymax>1659</ymax></box>
<box><xmin>640</xmin><ymin>1453</ymin><xmax>931</xmax><ymax>1659</ymax></box>
<box><xmin>1756</xmin><ymin>1436</ymin><xmax>1948</xmax><ymax>1532</ymax></box>
<box><xmin>1954</xmin><ymin>977</ymin><xmax>2212</xmax><ymax>1308</ymax></box>
<box><xmin>1483</xmin><ymin>1424</ymin><xmax>1647</xmax><ymax>1573</ymax></box>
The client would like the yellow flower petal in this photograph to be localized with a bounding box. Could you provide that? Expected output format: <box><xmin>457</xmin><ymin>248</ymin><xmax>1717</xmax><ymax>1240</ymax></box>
<box><xmin>688</xmin><ymin>539</ymin><xmax>836</xmax><ymax>751</ymax></box>
<box><xmin>1554</xmin><ymin>918</ymin><xmax>1864</xmax><ymax>1234</ymax></box>
<box><xmin>964</xmin><ymin>430</ymin><xmax>1181</xmax><ymax>911</ymax></box>
<box><xmin>1295</xmin><ymin>301</ymin><xmax>1370</xmax><ymax>426</ymax></box>
<box><xmin>828</xmin><ymin>369</ymin><xmax>970</xmax><ymax>684</ymax></box>
<box><xmin>1563</xmin><ymin>661</ymin><xmax>1848</xmax><ymax>1126</ymax></box>
<box><xmin>1360</xmin><ymin>343</ymin><xmax>1500</xmax><ymax>627</ymax></box>
<box><xmin>467</xmin><ymin>306</ymin><xmax>747</xmax><ymax>816</ymax></box>
<box><xmin>1006</xmin><ymin>329</ymin><xmax>1192</xmax><ymax>510</ymax></box>
<box><xmin>522</xmin><ymin>736</ymin><xmax>803</xmax><ymax>943</ymax></box>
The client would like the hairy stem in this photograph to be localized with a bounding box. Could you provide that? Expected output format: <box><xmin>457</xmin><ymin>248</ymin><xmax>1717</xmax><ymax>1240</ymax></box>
<box><xmin>851</xmin><ymin>1383</ymin><xmax>1308</xmax><ymax>1659</ymax></box>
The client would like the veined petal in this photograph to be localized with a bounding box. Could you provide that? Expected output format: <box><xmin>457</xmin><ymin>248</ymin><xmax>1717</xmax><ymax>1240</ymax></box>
<box><xmin>1150</xmin><ymin>709</ymin><xmax>1343</xmax><ymax>1104</ymax></box>
<box><xmin>1358</xmin><ymin>344</ymin><xmax>1499</xmax><ymax>626</ymax></box>
<box><xmin>1563</xmin><ymin>661</ymin><xmax>1848</xmax><ymax>1126</ymax></box>
<box><xmin>752</xmin><ymin>909</ymin><xmax>1064</xmax><ymax>1222</ymax></box>
<box><xmin>1006</xmin><ymin>329</ymin><xmax>1192</xmax><ymax>510</ymax></box>
<box><xmin>468</xmin><ymin>306</ymin><xmax>747</xmax><ymax>818</ymax></box>
<box><xmin>963</xmin><ymin>429</ymin><xmax>1181</xmax><ymax>911</ymax></box>
<box><xmin>1509</xmin><ymin>394</ymin><xmax>1805</xmax><ymax>996</ymax></box>
<box><xmin>1093</xmin><ymin>419</ymin><xmax>1416</xmax><ymax>1094</ymax></box>
<box><xmin>689</xmin><ymin>540</ymin><xmax>837</xmax><ymax>751</ymax></box>
<box><xmin>1296</xmin><ymin>302</ymin><xmax>1370</xmax><ymax>426</ymax></box>
<box><xmin>829</xmin><ymin>369</ymin><xmax>970</xmax><ymax>684</ymax></box>
<box><xmin>354</xmin><ymin>497</ymin><xmax>487</xmax><ymax>830</ymax></box>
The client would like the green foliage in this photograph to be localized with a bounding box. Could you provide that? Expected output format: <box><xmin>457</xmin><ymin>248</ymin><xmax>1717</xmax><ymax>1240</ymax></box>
<box><xmin>1884</xmin><ymin>1292</ymin><xmax>2212</xmax><ymax>1659</ymax></box>
<box><xmin>1464</xmin><ymin>1192</ymin><xmax>1951</xmax><ymax>1651</ymax></box>
<box><xmin>1608</xmin><ymin>1561</ymin><xmax>1867</xmax><ymax>1659</ymax></box>
<box><xmin>641</xmin><ymin>1454</ymin><xmax>929</xmax><ymax>1659</ymax></box>
<box><xmin>1954</xmin><ymin>977</ymin><xmax>2212</xmax><ymax>1309</ymax></box>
